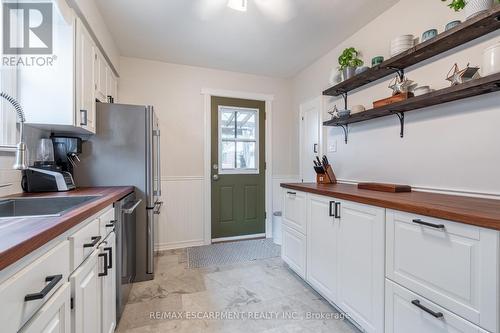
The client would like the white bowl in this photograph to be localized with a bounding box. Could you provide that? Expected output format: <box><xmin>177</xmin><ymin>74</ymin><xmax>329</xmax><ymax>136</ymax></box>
<box><xmin>413</xmin><ymin>86</ymin><xmax>431</xmax><ymax>96</ymax></box>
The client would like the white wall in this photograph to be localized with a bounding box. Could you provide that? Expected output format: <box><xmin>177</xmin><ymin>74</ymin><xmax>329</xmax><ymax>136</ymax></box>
<box><xmin>293</xmin><ymin>0</ymin><xmax>500</xmax><ymax>196</ymax></box>
<box><xmin>118</xmin><ymin>57</ymin><xmax>297</xmax><ymax>249</ymax></box>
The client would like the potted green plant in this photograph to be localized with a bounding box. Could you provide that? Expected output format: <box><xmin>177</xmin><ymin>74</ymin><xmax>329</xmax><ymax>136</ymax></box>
<box><xmin>338</xmin><ymin>47</ymin><xmax>364</xmax><ymax>81</ymax></box>
<box><xmin>441</xmin><ymin>0</ymin><xmax>494</xmax><ymax>20</ymax></box>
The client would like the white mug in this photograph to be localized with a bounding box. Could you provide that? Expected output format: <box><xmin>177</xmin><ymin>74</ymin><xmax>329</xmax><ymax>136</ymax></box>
<box><xmin>482</xmin><ymin>42</ymin><xmax>500</xmax><ymax>76</ymax></box>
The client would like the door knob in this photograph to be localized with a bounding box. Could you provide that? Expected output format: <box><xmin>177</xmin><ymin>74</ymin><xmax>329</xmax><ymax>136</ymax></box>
<box><xmin>212</xmin><ymin>174</ymin><xmax>219</xmax><ymax>181</ymax></box>
<box><xmin>213</xmin><ymin>164</ymin><xmax>219</xmax><ymax>170</ymax></box>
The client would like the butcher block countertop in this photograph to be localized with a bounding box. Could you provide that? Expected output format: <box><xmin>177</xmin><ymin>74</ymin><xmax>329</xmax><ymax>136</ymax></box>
<box><xmin>281</xmin><ymin>183</ymin><xmax>500</xmax><ymax>231</ymax></box>
<box><xmin>0</xmin><ymin>186</ymin><xmax>134</xmax><ymax>271</ymax></box>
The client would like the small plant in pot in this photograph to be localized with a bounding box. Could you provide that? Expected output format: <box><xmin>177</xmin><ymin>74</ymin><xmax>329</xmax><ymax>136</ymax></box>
<box><xmin>338</xmin><ymin>47</ymin><xmax>364</xmax><ymax>81</ymax></box>
<box><xmin>441</xmin><ymin>0</ymin><xmax>495</xmax><ymax>20</ymax></box>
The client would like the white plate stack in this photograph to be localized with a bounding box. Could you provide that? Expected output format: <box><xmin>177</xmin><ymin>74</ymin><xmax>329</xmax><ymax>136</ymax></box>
<box><xmin>390</xmin><ymin>35</ymin><xmax>414</xmax><ymax>57</ymax></box>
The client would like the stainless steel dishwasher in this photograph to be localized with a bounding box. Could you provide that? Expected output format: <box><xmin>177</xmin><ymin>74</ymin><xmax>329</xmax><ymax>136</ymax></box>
<box><xmin>115</xmin><ymin>192</ymin><xmax>141</xmax><ymax>322</ymax></box>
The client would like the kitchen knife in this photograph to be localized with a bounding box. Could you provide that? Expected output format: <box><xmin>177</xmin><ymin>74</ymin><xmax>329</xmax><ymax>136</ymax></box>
<box><xmin>316</xmin><ymin>156</ymin><xmax>322</xmax><ymax>167</ymax></box>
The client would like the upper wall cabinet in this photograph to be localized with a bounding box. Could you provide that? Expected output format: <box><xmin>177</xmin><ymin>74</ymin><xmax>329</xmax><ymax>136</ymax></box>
<box><xmin>17</xmin><ymin>0</ymin><xmax>118</xmax><ymax>135</ymax></box>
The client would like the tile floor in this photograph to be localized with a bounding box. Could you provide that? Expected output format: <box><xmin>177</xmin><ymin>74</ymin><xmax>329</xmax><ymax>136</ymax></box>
<box><xmin>116</xmin><ymin>248</ymin><xmax>360</xmax><ymax>333</ymax></box>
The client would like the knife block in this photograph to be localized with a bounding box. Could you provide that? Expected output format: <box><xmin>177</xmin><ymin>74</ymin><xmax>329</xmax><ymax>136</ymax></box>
<box><xmin>317</xmin><ymin>165</ymin><xmax>337</xmax><ymax>184</ymax></box>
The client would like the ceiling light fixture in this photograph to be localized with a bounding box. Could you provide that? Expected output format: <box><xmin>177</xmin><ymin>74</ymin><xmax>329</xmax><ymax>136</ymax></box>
<box><xmin>227</xmin><ymin>0</ymin><xmax>248</xmax><ymax>12</ymax></box>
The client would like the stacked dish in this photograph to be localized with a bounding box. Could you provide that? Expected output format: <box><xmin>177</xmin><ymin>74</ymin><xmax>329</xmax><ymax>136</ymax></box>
<box><xmin>390</xmin><ymin>35</ymin><xmax>414</xmax><ymax>57</ymax></box>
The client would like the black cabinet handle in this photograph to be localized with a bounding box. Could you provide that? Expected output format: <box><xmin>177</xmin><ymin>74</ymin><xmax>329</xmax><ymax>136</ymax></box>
<box><xmin>335</xmin><ymin>202</ymin><xmax>341</xmax><ymax>218</ymax></box>
<box><xmin>25</xmin><ymin>274</ymin><xmax>63</xmax><ymax>302</ymax></box>
<box><xmin>104</xmin><ymin>247</ymin><xmax>112</xmax><ymax>269</ymax></box>
<box><xmin>329</xmin><ymin>201</ymin><xmax>335</xmax><ymax>217</ymax></box>
<box><xmin>106</xmin><ymin>220</ymin><xmax>116</xmax><ymax>227</ymax></box>
<box><xmin>411</xmin><ymin>300</ymin><xmax>444</xmax><ymax>318</ymax></box>
<box><xmin>287</xmin><ymin>191</ymin><xmax>296</xmax><ymax>195</ymax></box>
<box><xmin>313</xmin><ymin>144</ymin><xmax>318</xmax><ymax>153</ymax></box>
<box><xmin>98</xmin><ymin>253</ymin><xmax>108</xmax><ymax>277</ymax></box>
<box><xmin>83</xmin><ymin>236</ymin><xmax>101</xmax><ymax>248</ymax></box>
<box><xmin>412</xmin><ymin>219</ymin><xmax>445</xmax><ymax>229</ymax></box>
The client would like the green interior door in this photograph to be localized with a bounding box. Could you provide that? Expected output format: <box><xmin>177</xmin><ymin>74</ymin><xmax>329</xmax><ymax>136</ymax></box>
<box><xmin>211</xmin><ymin>96</ymin><xmax>266</xmax><ymax>239</ymax></box>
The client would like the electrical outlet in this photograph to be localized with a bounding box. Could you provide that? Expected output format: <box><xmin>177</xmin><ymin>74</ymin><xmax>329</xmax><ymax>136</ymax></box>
<box><xmin>328</xmin><ymin>140</ymin><xmax>337</xmax><ymax>153</ymax></box>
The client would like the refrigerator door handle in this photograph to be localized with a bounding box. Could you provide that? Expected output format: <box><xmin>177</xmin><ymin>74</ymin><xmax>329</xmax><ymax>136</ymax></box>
<box><xmin>154</xmin><ymin>129</ymin><xmax>162</xmax><ymax>197</ymax></box>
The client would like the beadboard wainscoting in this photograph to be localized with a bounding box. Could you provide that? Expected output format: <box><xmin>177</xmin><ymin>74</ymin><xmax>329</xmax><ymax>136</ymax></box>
<box><xmin>155</xmin><ymin>176</ymin><xmax>205</xmax><ymax>251</ymax></box>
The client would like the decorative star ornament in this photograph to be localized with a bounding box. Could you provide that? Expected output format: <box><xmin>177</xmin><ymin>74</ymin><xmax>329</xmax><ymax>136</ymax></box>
<box><xmin>388</xmin><ymin>75</ymin><xmax>415</xmax><ymax>95</ymax></box>
<box><xmin>446</xmin><ymin>63</ymin><xmax>480</xmax><ymax>86</ymax></box>
<box><xmin>328</xmin><ymin>105</ymin><xmax>340</xmax><ymax>119</ymax></box>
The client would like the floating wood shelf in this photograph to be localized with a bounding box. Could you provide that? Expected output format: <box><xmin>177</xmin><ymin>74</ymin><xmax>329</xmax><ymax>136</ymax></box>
<box><xmin>323</xmin><ymin>6</ymin><xmax>500</xmax><ymax>97</ymax></box>
<box><xmin>323</xmin><ymin>72</ymin><xmax>500</xmax><ymax>141</ymax></box>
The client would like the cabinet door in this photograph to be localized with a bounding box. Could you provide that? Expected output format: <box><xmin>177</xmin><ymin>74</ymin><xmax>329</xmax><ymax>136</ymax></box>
<box><xmin>337</xmin><ymin>200</ymin><xmax>385</xmax><ymax>333</ymax></box>
<box><xmin>76</xmin><ymin>20</ymin><xmax>95</xmax><ymax>133</ymax></box>
<box><xmin>105</xmin><ymin>69</ymin><xmax>117</xmax><ymax>101</ymax></box>
<box><xmin>101</xmin><ymin>232</ymin><xmax>116</xmax><ymax>333</ymax></box>
<box><xmin>93</xmin><ymin>49</ymin><xmax>106</xmax><ymax>102</ymax></box>
<box><xmin>306</xmin><ymin>194</ymin><xmax>338</xmax><ymax>303</ymax></box>
<box><xmin>70</xmin><ymin>250</ymin><xmax>101</xmax><ymax>333</ymax></box>
<box><xmin>20</xmin><ymin>283</ymin><xmax>71</xmax><ymax>333</ymax></box>
<box><xmin>282</xmin><ymin>224</ymin><xmax>306</xmax><ymax>279</ymax></box>
<box><xmin>282</xmin><ymin>190</ymin><xmax>307</xmax><ymax>234</ymax></box>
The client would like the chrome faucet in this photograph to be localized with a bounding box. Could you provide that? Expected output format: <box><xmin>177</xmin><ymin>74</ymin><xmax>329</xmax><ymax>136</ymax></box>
<box><xmin>0</xmin><ymin>92</ymin><xmax>28</xmax><ymax>170</ymax></box>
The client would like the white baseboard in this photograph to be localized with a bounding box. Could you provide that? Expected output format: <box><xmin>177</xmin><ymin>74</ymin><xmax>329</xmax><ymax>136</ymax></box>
<box><xmin>212</xmin><ymin>233</ymin><xmax>267</xmax><ymax>243</ymax></box>
<box><xmin>155</xmin><ymin>239</ymin><xmax>205</xmax><ymax>251</ymax></box>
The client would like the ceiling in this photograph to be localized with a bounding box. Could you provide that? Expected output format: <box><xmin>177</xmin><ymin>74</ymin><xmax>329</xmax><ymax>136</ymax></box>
<box><xmin>96</xmin><ymin>0</ymin><xmax>399</xmax><ymax>78</ymax></box>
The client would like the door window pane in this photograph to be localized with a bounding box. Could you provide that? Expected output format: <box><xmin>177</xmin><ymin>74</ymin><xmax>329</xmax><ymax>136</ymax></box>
<box><xmin>236</xmin><ymin>142</ymin><xmax>256</xmax><ymax>169</ymax></box>
<box><xmin>218</xmin><ymin>106</ymin><xmax>259</xmax><ymax>174</ymax></box>
<box><xmin>236</xmin><ymin>111</ymin><xmax>256</xmax><ymax>140</ymax></box>
<box><xmin>221</xmin><ymin>141</ymin><xmax>236</xmax><ymax>169</ymax></box>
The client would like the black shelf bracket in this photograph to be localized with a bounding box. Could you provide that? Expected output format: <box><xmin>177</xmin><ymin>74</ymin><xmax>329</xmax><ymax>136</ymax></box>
<box><xmin>340</xmin><ymin>91</ymin><xmax>348</xmax><ymax>110</ymax></box>
<box><xmin>388</xmin><ymin>66</ymin><xmax>405</xmax><ymax>80</ymax></box>
<box><xmin>335</xmin><ymin>124</ymin><xmax>349</xmax><ymax>144</ymax></box>
<box><xmin>395</xmin><ymin>112</ymin><xmax>405</xmax><ymax>138</ymax></box>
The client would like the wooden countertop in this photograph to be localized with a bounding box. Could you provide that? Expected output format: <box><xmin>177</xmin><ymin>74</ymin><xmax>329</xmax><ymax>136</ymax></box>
<box><xmin>281</xmin><ymin>183</ymin><xmax>500</xmax><ymax>231</ymax></box>
<box><xmin>0</xmin><ymin>187</ymin><xmax>134</xmax><ymax>271</ymax></box>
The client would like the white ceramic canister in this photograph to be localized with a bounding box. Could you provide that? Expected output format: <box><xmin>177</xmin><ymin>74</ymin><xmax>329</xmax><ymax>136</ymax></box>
<box><xmin>482</xmin><ymin>42</ymin><xmax>500</xmax><ymax>76</ymax></box>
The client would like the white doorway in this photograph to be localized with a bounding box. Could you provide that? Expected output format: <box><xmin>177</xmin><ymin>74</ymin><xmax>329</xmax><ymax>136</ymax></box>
<box><xmin>299</xmin><ymin>97</ymin><xmax>323</xmax><ymax>183</ymax></box>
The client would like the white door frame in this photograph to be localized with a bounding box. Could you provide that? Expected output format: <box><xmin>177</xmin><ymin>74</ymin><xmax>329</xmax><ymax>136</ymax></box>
<box><xmin>201</xmin><ymin>88</ymin><xmax>274</xmax><ymax>245</ymax></box>
<box><xmin>299</xmin><ymin>96</ymin><xmax>323</xmax><ymax>183</ymax></box>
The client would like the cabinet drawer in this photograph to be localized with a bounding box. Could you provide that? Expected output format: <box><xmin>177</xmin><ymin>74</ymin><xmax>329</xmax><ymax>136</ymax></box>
<box><xmin>283</xmin><ymin>190</ymin><xmax>307</xmax><ymax>234</ymax></box>
<box><xmin>386</xmin><ymin>210</ymin><xmax>499</xmax><ymax>333</ymax></box>
<box><xmin>0</xmin><ymin>241</ymin><xmax>70</xmax><ymax>333</ymax></box>
<box><xmin>282</xmin><ymin>224</ymin><xmax>306</xmax><ymax>279</ymax></box>
<box><xmin>385</xmin><ymin>280</ymin><xmax>489</xmax><ymax>333</ymax></box>
<box><xmin>69</xmin><ymin>218</ymin><xmax>101</xmax><ymax>271</ymax></box>
<box><xmin>99</xmin><ymin>206</ymin><xmax>115</xmax><ymax>238</ymax></box>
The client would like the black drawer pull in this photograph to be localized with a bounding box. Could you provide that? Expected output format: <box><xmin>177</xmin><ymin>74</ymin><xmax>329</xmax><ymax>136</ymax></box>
<box><xmin>329</xmin><ymin>201</ymin><xmax>335</xmax><ymax>217</ymax></box>
<box><xmin>411</xmin><ymin>300</ymin><xmax>444</xmax><ymax>318</ymax></box>
<box><xmin>412</xmin><ymin>219</ymin><xmax>445</xmax><ymax>229</ymax></box>
<box><xmin>25</xmin><ymin>274</ymin><xmax>63</xmax><ymax>302</ymax></box>
<box><xmin>335</xmin><ymin>202</ymin><xmax>341</xmax><ymax>218</ymax></box>
<box><xmin>83</xmin><ymin>236</ymin><xmax>101</xmax><ymax>248</ymax></box>
<box><xmin>105</xmin><ymin>223</ymin><xmax>114</xmax><ymax>228</ymax></box>
<box><xmin>287</xmin><ymin>191</ymin><xmax>296</xmax><ymax>195</ymax></box>
<box><xmin>98</xmin><ymin>253</ymin><xmax>108</xmax><ymax>277</ymax></box>
<box><xmin>104</xmin><ymin>247</ymin><xmax>112</xmax><ymax>269</ymax></box>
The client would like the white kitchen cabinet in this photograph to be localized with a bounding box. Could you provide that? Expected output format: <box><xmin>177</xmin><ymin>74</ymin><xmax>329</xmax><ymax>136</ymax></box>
<box><xmin>70</xmin><ymin>250</ymin><xmax>101</xmax><ymax>333</ymax></box>
<box><xmin>385</xmin><ymin>279</ymin><xmax>489</xmax><ymax>333</ymax></box>
<box><xmin>337</xmin><ymin>199</ymin><xmax>385</xmax><ymax>333</ymax></box>
<box><xmin>386</xmin><ymin>210</ymin><xmax>499</xmax><ymax>333</ymax></box>
<box><xmin>283</xmin><ymin>190</ymin><xmax>307</xmax><ymax>234</ymax></box>
<box><xmin>306</xmin><ymin>194</ymin><xmax>338</xmax><ymax>303</ymax></box>
<box><xmin>75</xmin><ymin>19</ymin><xmax>96</xmax><ymax>133</ymax></box>
<box><xmin>100</xmin><ymin>232</ymin><xmax>116</xmax><ymax>333</ymax></box>
<box><xmin>282</xmin><ymin>224</ymin><xmax>307</xmax><ymax>279</ymax></box>
<box><xmin>94</xmin><ymin>49</ymin><xmax>107</xmax><ymax>102</ymax></box>
<box><xmin>106</xmin><ymin>68</ymin><xmax>118</xmax><ymax>102</ymax></box>
<box><xmin>20</xmin><ymin>282</ymin><xmax>71</xmax><ymax>333</ymax></box>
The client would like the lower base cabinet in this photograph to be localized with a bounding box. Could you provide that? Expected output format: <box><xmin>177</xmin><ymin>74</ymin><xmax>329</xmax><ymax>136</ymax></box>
<box><xmin>71</xmin><ymin>250</ymin><xmax>101</xmax><ymax>333</ymax></box>
<box><xmin>336</xmin><ymin>200</ymin><xmax>385</xmax><ymax>333</ymax></box>
<box><xmin>101</xmin><ymin>232</ymin><xmax>117</xmax><ymax>333</ymax></box>
<box><xmin>20</xmin><ymin>283</ymin><xmax>72</xmax><ymax>333</ymax></box>
<box><xmin>281</xmin><ymin>224</ymin><xmax>307</xmax><ymax>279</ymax></box>
<box><xmin>385</xmin><ymin>280</ymin><xmax>489</xmax><ymax>333</ymax></box>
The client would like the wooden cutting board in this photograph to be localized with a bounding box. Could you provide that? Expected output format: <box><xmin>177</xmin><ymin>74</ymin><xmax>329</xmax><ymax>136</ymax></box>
<box><xmin>373</xmin><ymin>92</ymin><xmax>414</xmax><ymax>108</ymax></box>
<box><xmin>357</xmin><ymin>182</ymin><xmax>412</xmax><ymax>193</ymax></box>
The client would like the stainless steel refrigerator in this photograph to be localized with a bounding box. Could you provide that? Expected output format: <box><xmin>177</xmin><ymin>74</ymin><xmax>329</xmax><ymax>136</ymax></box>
<box><xmin>75</xmin><ymin>103</ymin><xmax>162</xmax><ymax>283</ymax></box>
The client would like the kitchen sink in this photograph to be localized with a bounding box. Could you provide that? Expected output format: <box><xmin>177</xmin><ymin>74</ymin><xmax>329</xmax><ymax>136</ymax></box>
<box><xmin>0</xmin><ymin>196</ymin><xmax>101</xmax><ymax>219</ymax></box>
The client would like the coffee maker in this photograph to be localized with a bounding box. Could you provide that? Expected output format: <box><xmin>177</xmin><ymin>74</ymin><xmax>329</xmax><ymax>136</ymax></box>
<box><xmin>21</xmin><ymin>136</ymin><xmax>82</xmax><ymax>192</ymax></box>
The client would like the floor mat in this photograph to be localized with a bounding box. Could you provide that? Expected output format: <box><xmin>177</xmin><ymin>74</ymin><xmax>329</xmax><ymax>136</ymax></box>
<box><xmin>187</xmin><ymin>238</ymin><xmax>280</xmax><ymax>268</ymax></box>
